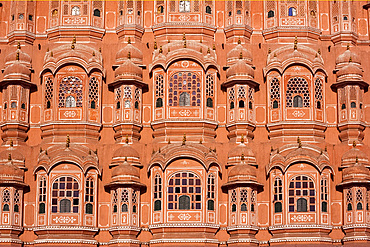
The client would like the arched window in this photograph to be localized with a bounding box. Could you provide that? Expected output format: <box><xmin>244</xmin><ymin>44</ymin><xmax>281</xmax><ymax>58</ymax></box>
<box><xmin>286</xmin><ymin>77</ymin><xmax>310</xmax><ymax>108</ymax></box>
<box><xmin>342</xmin><ymin>103</ymin><xmax>346</xmax><ymax>109</ymax></box>
<box><xmin>52</xmin><ymin>176</ymin><xmax>79</xmax><ymax>213</ymax></box>
<box><xmin>65</xmin><ymin>96</ymin><xmax>76</xmax><ymax>107</ymax></box>
<box><xmin>90</xmin><ymin>101</ymin><xmax>96</xmax><ymax>109</ymax></box>
<box><xmin>268</xmin><ymin>10</ymin><xmax>274</xmax><ymax>18</ymax></box>
<box><xmin>207</xmin><ymin>173</ymin><xmax>215</xmax><ymax>211</ymax></box>
<box><xmin>168</xmin><ymin>172</ymin><xmax>201</xmax><ymax>210</ymax></box>
<box><xmin>71</xmin><ymin>6</ymin><xmax>80</xmax><ymax>16</ymax></box>
<box><xmin>231</xmin><ymin>189</ymin><xmax>237</xmax><ymax>212</ymax></box>
<box><xmin>241</xmin><ymin>203</ymin><xmax>247</xmax><ymax>211</ymax></box>
<box><xmin>21</xmin><ymin>103</ymin><xmax>26</xmax><ymax>109</ymax></box>
<box><xmin>121</xmin><ymin>189</ymin><xmax>129</xmax><ymax>212</ymax></box>
<box><xmin>249</xmin><ymin>101</ymin><xmax>253</xmax><ymax>109</ymax></box>
<box><xmin>251</xmin><ymin>190</ymin><xmax>256</xmax><ymax>212</ymax></box>
<box><xmin>116</xmin><ymin>101</ymin><xmax>121</xmax><ymax>109</ymax></box>
<box><xmin>347</xmin><ymin>203</ymin><xmax>353</xmax><ymax>211</ymax></box>
<box><xmin>288</xmin><ymin>7</ymin><xmax>297</xmax><ymax>16</ymax></box>
<box><xmin>230</xmin><ymin>101</ymin><xmax>235</xmax><ymax>109</ymax></box>
<box><xmin>156</xmin><ymin>98</ymin><xmax>163</xmax><ymax>108</ymax></box>
<box><xmin>157</xmin><ymin>5</ymin><xmax>164</xmax><ymax>14</ymax></box>
<box><xmin>179</xmin><ymin>195</ymin><xmax>190</xmax><ymax>209</ymax></box>
<box><xmin>351</xmin><ymin>102</ymin><xmax>356</xmax><ymax>108</ymax></box>
<box><xmin>132</xmin><ymin>190</ymin><xmax>138</xmax><ymax>213</ymax></box>
<box><xmin>206</xmin><ymin>6</ymin><xmax>212</xmax><ymax>14</ymax></box>
<box><xmin>2</xmin><ymin>189</ymin><xmax>10</xmax><ymax>212</ymax></box>
<box><xmin>206</xmin><ymin>98</ymin><xmax>213</xmax><ymax>108</ymax></box>
<box><xmin>288</xmin><ymin>175</ymin><xmax>315</xmax><ymax>212</ymax></box>
<box><xmin>124</xmin><ymin>100</ymin><xmax>131</xmax><ymax>108</ymax></box>
<box><xmin>346</xmin><ymin>189</ymin><xmax>353</xmax><ymax>211</ymax></box>
<box><xmin>273</xmin><ymin>177</ymin><xmax>283</xmax><ymax>212</ymax></box>
<box><xmin>275</xmin><ymin>202</ymin><xmax>282</xmax><ymax>213</ymax></box>
<box><xmin>297</xmin><ymin>198</ymin><xmax>307</xmax><ymax>212</ymax></box>
<box><xmin>315</xmin><ymin>78</ymin><xmax>323</xmax><ymax>109</ymax></box>
<box><xmin>59</xmin><ymin>76</ymin><xmax>83</xmax><ymax>108</ymax></box>
<box><xmin>273</xmin><ymin>100</ymin><xmax>278</xmax><ymax>109</ymax></box>
<box><xmin>60</xmin><ymin>199</ymin><xmax>71</xmax><ymax>213</ymax></box>
<box><xmin>322</xmin><ymin>201</ymin><xmax>328</xmax><ymax>212</ymax></box>
<box><xmin>154</xmin><ymin>174</ymin><xmax>162</xmax><ymax>211</ymax></box>
<box><xmin>239</xmin><ymin>100</ymin><xmax>245</xmax><ymax>108</ymax></box>
<box><xmin>232</xmin><ymin>204</ymin><xmax>237</xmax><ymax>212</ymax></box>
<box><xmin>89</xmin><ymin>77</ymin><xmax>99</xmax><ymax>109</ymax></box>
<box><xmin>179</xmin><ymin>92</ymin><xmax>190</xmax><ymax>106</ymax></box>
<box><xmin>3</xmin><ymin>103</ymin><xmax>6</xmax><ymax>109</ymax></box>
<box><xmin>14</xmin><ymin>190</ymin><xmax>20</xmax><ymax>212</ymax></box>
<box><xmin>47</xmin><ymin>101</ymin><xmax>51</xmax><ymax>109</ymax></box>
<box><xmin>38</xmin><ymin>176</ymin><xmax>47</xmax><ymax>214</ymax></box>
<box><xmin>356</xmin><ymin>189</ymin><xmax>363</xmax><ymax>210</ymax></box>
<box><xmin>85</xmin><ymin>177</ymin><xmax>94</xmax><ymax>214</ymax></box>
<box><xmin>93</xmin><ymin>9</ymin><xmax>101</xmax><ymax>17</ymax></box>
<box><xmin>270</xmin><ymin>78</ymin><xmax>280</xmax><ymax>109</ymax></box>
<box><xmin>169</xmin><ymin>72</ymin><xmax>201</xmax><ymax>107</ymax></box>
<box><xmin>357</xmin><ymin>202</ymin><xmax>363</xmax><ymax>210</ymax></box>
<box><xmin>11</xmin><ymin>102</ymin><xmax>17</xmax><ymax>108</ymax></box>
<box><xmin>52</xmin><ymin>9</ymin><xmax>58</xmax><ymax>17</ymax></box>
<box><xmin>293</xmin><ymin>95</ymin><xmax>303</xmax><ymax>107</ymax></box>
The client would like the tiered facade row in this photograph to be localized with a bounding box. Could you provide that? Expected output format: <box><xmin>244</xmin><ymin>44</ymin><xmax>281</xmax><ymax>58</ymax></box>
<box><xmin>1</xmin><ymin>0</ymin><xmax>370</xmax><ymax>246</ymax></box>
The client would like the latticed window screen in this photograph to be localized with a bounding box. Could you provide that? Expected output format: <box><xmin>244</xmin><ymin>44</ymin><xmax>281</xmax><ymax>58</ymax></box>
<box><xmin>238</xmin><ymin>86</ymin><xmax>246</xmax><ymax>99</ymax></box>
<box><xmin>51</xmin><ymin>176</ymin><xmax>79</xmax><ymax>213</ymax></box>
<box><xmin>270</xmin><ymin>78</ymin><xmax>280</xmax><ymax>108</ymax></box>
<box><xmin>155</xmin><ymin>74</ymin><xmax>164</xmax><ymax>98</ymax></box>
<box><xmin>288</xmin><ymin>175</ymin><xmax>315</xmax><ymax>212</ymax></box>
<box><xmin>45</xmin><ymin>77</ymin><xmax>53</xmax><ymax>108</ymax></box>
<box><xmin>154</xmin><ymin>174</ymin><xmax>162</xmax><ymax>211</ymax></box>
<box><xmin>58</xmin><ymin>76</ymin><xmax>83</xmax><ymax>108</ymax></box>
<box><xmin>85</xmin><ymin>177</ymin><xmax>94</xmax><ymax>214</ymax></box>
<box><xmin>121</xmin><ymin>189</ymin><xmax>129</xmax><ymax>212</ymax></box>
<box><xmin>320</xmin><ymin>177</ymin><xmax>328</xmax><ymax>212</ymax></box>
<box><xmin>112</xmin><ymin>190</ymin><xmax>118</xmax><ymax>212</ymax></box>
<box><xmin>286</xmin><ymin>77</ymin><xmax>310</xmax><ymax>107</ymax></box>
<box><xmin>314</xmin><ymin>78</ymin><xmax>323</xmax><ymax>109</ymax></box>
<box><xmin>14</xmin><ymin>190</ymin><xmax>20</xmax><ymax>212</ymax></box>
<box><xmin>38</xmin><ymin>177</ymin><xmax>47</xmax><ymax>213</ymax></box>
<box><xmin>206</xmin><ymin>74</ymin><xmax>214</xmax><ymax>97</ymax></box>
<box><xmin>207</xmin><ymin>173</ymin><xmax>215</xmax><ymax>199</ymax></box>
<box><xmin>2</xmin><ymin>189</ymin><xmax>10</xmax><ymax>211</ymax></box>
<box><xmin>168</xmin><ymin>172</ymin><xmax>202</xmax><ymax>210</ymax></box>
<box><xmin>88</xmin><ymin>77</ymin><xmax>99</xmax><ymax>109</ymax></box>
<box><xmin>168</xmin><ymin>72</ymin><xmax>201</xmax><ymax>107</ymax></box>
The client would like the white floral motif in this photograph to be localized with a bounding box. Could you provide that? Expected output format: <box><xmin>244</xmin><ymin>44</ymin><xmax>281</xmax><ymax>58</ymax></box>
<box><xmin>53</xmin><ymin>216</ymin><xmax>77</xmax><ymax>224</ymax></box>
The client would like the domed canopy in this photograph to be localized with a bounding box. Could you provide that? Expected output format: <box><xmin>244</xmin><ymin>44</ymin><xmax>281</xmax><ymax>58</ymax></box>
<box><xmin>5</xmin><ymin>47</ymin><xmax>32</xmax><ymax>65</ymax></box>
<box><xmin>341</xmin><ymin>146</ymin><xmax>369</xmax><ymax>168</ymax></box>
<box><xmin>335</xmin><ymin>48</ymin><xmax>361</xmax><ymax>66</ymax></box>
<box><xmin>0</xmin><ymin>146</ymin><xmax>25</xmax><ymax>168</ymax></box>
<box><xmin>336</xmin><ymin>63</ymin><xmax>363</xmax><ymax>78</ymax></box>
<box><xmin>338</xmin><ymin>163</ymin><xmax>370</xmax><ymax>188</ymax></box>
<box><xmin>226</xmin><ymin>59</ymin><xmax>254</xmax><ymax>79</ymax></box>
<box><xmin>111</xmin><ymin>144</ymin><xmax>141</xmax><ymax>168</ymax></box>
<box><xmin>0</xmin><ymin>162</ymin><xmax>24</xmax><ymax>181</ymax></box>
<box><xmin>222</xmin><ymin>163</ymin><xmax>263</xmax><ymax>189</ymax></box>
<box><xmin>114</xmin><ymin>59</ymin><xmax>142</xmax><ymax>80</ymax></box>
<box><xmin>3</xmin><ymin>61</ymin><xmax>31</xmax><ymax>81</ymax></box>
<box><xmin>116</xmin><ymin>43</ymin><xmax>143</xmax><ymax>65</ymax></box>
<box><xmin>112</xmin><ymin>161</ymin><xmax>140</xmax><ymax>181</ymax></box>
<box><xmin>227</xmin><ymin>43</ymin><xmax>252</xmax><ymax>66</ymax></box>
<box><xmin>227</xmin><ymin>143</ymin><xmax>257</xmax><ymax>167</ymax></box>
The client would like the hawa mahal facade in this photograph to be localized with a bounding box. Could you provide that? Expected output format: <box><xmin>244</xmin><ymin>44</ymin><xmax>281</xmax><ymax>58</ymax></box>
<box><xmin>1</xmin><ymin>0</ymin><xmax>370</xmax><ymax>246</ymax></box>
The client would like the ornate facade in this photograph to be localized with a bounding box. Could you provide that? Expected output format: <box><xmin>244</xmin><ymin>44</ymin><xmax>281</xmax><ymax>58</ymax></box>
<box><xmin>0</xmin><ymin>0</ymin><xmax>370</xmax><ymax>246</ymax></box>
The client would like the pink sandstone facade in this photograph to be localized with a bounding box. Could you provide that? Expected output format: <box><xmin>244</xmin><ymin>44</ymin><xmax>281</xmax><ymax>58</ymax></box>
<box><xmin>1</xmin><ymin>0</ymin><xmax>370</xmax><ymax>246</ymax></box>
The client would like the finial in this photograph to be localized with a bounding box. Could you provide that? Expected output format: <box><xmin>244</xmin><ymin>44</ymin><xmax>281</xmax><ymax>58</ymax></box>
<box><xmin>213</xmin><ymin>44</ymin><xmax>216</xmax><ymax>50</ymax></box>
<box><xmin>182</xmin><ymin>133</ymin><xmax>186</xmax><ymax>145</ymax></box>
<box><xmin>94</xmin><ymin>149</ymin><xmax>97</xmax><ymax>154</ymax></box>
<box><xmin>124</xmin><ymin>156</ymin><xmax>128</xmax><ymax>162</ymax></box>
<box><xmin>200</xmin><ymin>47</ymin><xmax>202</xmax><ymax>53</ymax></box>
<box><xmin>207</xmin><ymin>48</ymin><xmax>210</xmax><ymax>54</ymax></box>
<box><xmin>17</xmin><ymin>42</ymin><xmax>21</xmax><ymax>49</ymax></box>
<box><xmin>47</xmin><ymin>48</ymin><xmax>49</xmax><ymax>52</ymax></box>
<box><xmin>294</xmin><ymin>36</ymin><xmax>298</xmax><ymax>50</ymax></box>
<box><xmin>99</xmin><ymin>48</ymin><xmax>102</xmax><ymax>53</ymax></box>
<box><xmin>347</xmin><ymin>43</ymin><xmax>350</xmax><ymax>50</ymax></box>
<box><xmin>199</xmin><ymin>139</ymin><xmax>203</xmax><ymax>144</ymax></box>
<box><xmin>271</xmin><ymin>146</ymin><xmax>274</xmax><ymax>152</ymax></box>
<box><xmin>45</xmin><ymin>150</ymin><xmax>48</xmax><ymax>155</ymax></box>
<box><xmin>353</xmin><ymin>141</ymin><xmax>356</xmax><ymax>148</ymax></box>
<box><xmin>92</xmin><ymin>51</ymin><xmax>95</xmax><ymax>56</ymax></box>
<box><xmin>159</xmin><ymin>45</ymin><xmax>163</xmax><ymax>53</ymax></box>
<box><xmin>349</xmin><ymin>56</ymin><xmax>352</xmax><ymax>63</ymax></box>
<box><xmin>89</xmin><ymin>150</ymin><xmax>91</xmax><ymax>155</ymax></box>
<box><xmin>10</xmin><ymin>140</ymin><xmax>13</xmax><ymax>147</ymax></box>
<box><xmin>128</xmin><ymin>52</ymin><xmax>131</xmax><ymax>59</ymax></box>
<box><xmin>125</xmin><ymin>135</ymin><xmax>129</xmax><ymax>144</ymax></box>
<box><xmin>277</xmin><ymin>148</ymin><xmax>279</xmax><ymax>154</ymax></box>
<box><xmin>158</xmin><ymin>148</ymin><xmax>161</xmax><ymax>153</ymax></box>
<box><xmin>71</xmin><ymin>43</ymin><xmax>75</xmax><ymax>50</ymax></box>
<box><xmin>66</xmin><ymin>134</ymin><xmax>70</xmax><ymax>148</ymax></box>
<box><xmin>168</xmin><ymin>138</ymin><xmax>171</xmax><ymax>144</ymax></box>
<box><xmin>128</xmin><ymin>37</ymin><xmax>131</xmax><ymax>44</ymax></box>
<box><xmin>274</xmin><ymin>53</ymin><xmax>277</xmax><ymax>57</ymax></box>
<box><xmin>315</xmin><ymin>53</ymin><xmax>318</xmax><ymax>58</ymax></box>
<box><xmin>356</xmin><ymin>156</ymin><xmax>358</xmax><ymax>163</ymax></box>
<box><xmin>200</xmin><ymin>39</ymin><xmax>202</xmax><ymax>43</ymax></box>
<box><xmin>8</xmin><ymin>153</ymin><xmax>11</xmax><ymax>161</ymax></box>
<box><xmin>297</xmin><ymin>136</ymin><xmax>302</xmax><ymax>148</ymax></box>
<box><xmin>241</xmin><ymin>134</ymin><xmax>244</xmax><ymax>144</ymax></box>
<box><xmin>239</xmin><ymin>52</ymin><xmax>243</xmax><ymax>59</ymax></box>
<box><xmin>241</xmin><ymin>153</ymin><xmax>245</xmax><ymax>161</ymax></box>
<box><xmin>318</xmin><ymin>48</ymin><xmax>321</xmax><ymax>55</ymax></box>
<box><xmin>40</xmin><ymin>147</ymin><xmax>42</xmax><ymax>153</ymax></box>
<box><xmin>325</xmin><ymin>146</ymin><xmax>327</xmax><ymax>152</ymax></box>
<box><xmin>183</xmin><ymin>33</ymin><xmax>186</xmax><ymax>41</ymax></box>
<box><xmin>238</xmin><ymin>38</ymin><xmax>241</xmax><ymax>44</ymax></box>
<box><xmin>213</xmin><ymin>148</ymin><xmax>216</xmax><ymax>152</ymax></box>
<box><xmin>168</xmin><ymin>39</ymin><xmax>170</xmax><ymax>43</ymax></box>
<box><xmin>50</xmin><ymin>51</ymin><xmax>53</xmax><ymax>57</ymax></box>
<box><xmin>154</xmin><ymin>41</ymin><xmax>157</xmax><ymax>49</ymax></box>
<box><xmin>183</xmin><ymin>41</ymin><xmax>187</xmax><ymax>48</ymax></box>
<box><xmin>268</xmin><ymin>48</ymin><xmax>271</xmax><ymax>54</ymax></box>
<box><xmin>152</xmin><ymin>149</ymin><xmax>155</xmax><ymax>154</ymax></box>
<box><xmin>16</xmin><ymin>51</ymin><xmax>19</xmax><ymax>61</ymax></box>
<box><xmin>72</xmin><ymin>35</ymin><xmax>76</xmax><ymax>44</ymax></box>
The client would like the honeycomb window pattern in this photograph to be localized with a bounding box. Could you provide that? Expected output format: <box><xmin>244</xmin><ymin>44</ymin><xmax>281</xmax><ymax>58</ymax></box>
<box><xmin>286</xmin><ymin>77</ymin><xmax>310</xmax><ymax>108</ymax></box>
<box><xmin>45</xmin><ymin>77</ymin><xmax>54</xmax><ymax>108</ymax></box>
<box><xmin>168</xmin><ymin>72</ymin><xmax>201</xmax><ymax>107</ymax></box>
<box><xmin>134</xmin><ymin>88</ymin><xmax>141</xmax><ymax>102</ymax></box>
<box><xmin>205</xmin><ymin>74</ymin><xmax>214</xmax><ymax>97</ymax></box>
<box><xmin>88</xmin><ymin>77</ymin><xmax>99</xmax><ymax>108</ymax></box>
<box><xmin>240</xmin><ymin>189</ymin><xmax>248</xmax><ymax>203</ymax></box>
<box><xmin>314</xmin><ymin>78</ymin><xmax>323</xmax><ymax>107</ymax></box>
<box><xmin>58</xmin><ymin>76</ymin><xmax>83</xmax><ymax>108</ymax></box>
<box><xmin>229</xmin><ymin>88</ymin><xmax>235</xmax><ymax>102</ymax></box>
<box><xmin>115</xmin><ymin>87</ymin><xmax>122</xmax><ymax>102</ymax></box>
<box><xmin>270</xmin><ymin>77</ymin><xmax>280</xmax><ymax>107</ymax></box>
<box><xmin>238</xmin><ymin>86</ymin><xmax>246</xmax><ymax>99</ymax></box>
<box><xmin>123</xmin><ymin>86</ymin><xmax>132</xmax><ymax>99</ymax></box>
<box><xmin>155</xmin><ymin>74</ymin><xmax>164</xmax><ymax>97</ymax></box>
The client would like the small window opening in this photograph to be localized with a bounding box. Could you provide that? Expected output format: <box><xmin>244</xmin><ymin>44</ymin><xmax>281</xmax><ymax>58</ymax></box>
<box><xmin>351</xmin><ymin>102</ymin><xmax>356</xmax><ymax>108</ymax></box>
<box><xmin>206</xmin><ymin>6</ymin><xmax>212</xmax><ymax>14</ymax></box>
<box><xmin>230</xmin><ymin>101</ymin><xmax>235</xmax><ymax>109</ymax></box>
<box><xmin>293</xmin><ymin>95</ymin><xmax>303</xmax><ymax>107</ymax></box>
<box><xmin>238</xmin><ymin>100</ymin><xmax>245</xmax><ymax>108</ymax></box>
<box><xmin>273</xmin><ymin>100</ymin><xmax>278</xmax><ymax>109</ymax></box>
<box><xmin>288</xmin><ymin>7</ymin><xmax>297</xmax><ymax>16</ymax></box>
<box><xmin>156</xmin><ymin>98</ymin><xmax>163</xmax><ymax>108</ymax></box>
<box><xmin>93</xmin><ymin>9</ymin><xmax>101</xmax><ymax>17</ymax></box>
<box><xmin>268</xmin><ymin>10</ymin><xmax>274</xmax><ymax>18</ymax></box>
<box><xmin>241</xmin><ymin>203</ymin><xmax>247</xmax><ymax>212</ymax></box>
